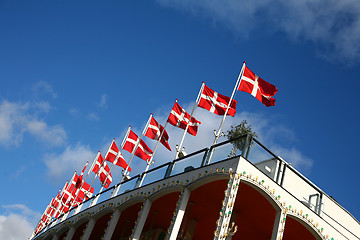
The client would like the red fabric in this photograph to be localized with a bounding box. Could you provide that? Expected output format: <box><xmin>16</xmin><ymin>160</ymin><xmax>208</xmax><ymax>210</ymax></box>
<box><xmin>105</xmin><ymin>140</ymin><xmax>131</xmax><ymax>171</ymax></box>
<box><xmin>238</xmin><ymin>66</ymin><xmax>278</xmax><ymax>107</ymax></box>
<box><xmin>70</xmin><ymin>172</ymin><xmax>94</xmax><ymax>204</ymax></box>
<box><xmin>198</xmin><ymin>84</ymin><xmax>237</xmax><ymax>116</ymax></box>
<box><xmin>167</xmin><ymin>102</ymin><xmax>201</xmax><ymax>136</ymax></box>
<box><xmin>92</xmin><ymin>153</ymin><xmax>112</xmax><ymax>188</ymax></box>
<box><xmin>76</xmin><ymin>162</ymin><xmax>88</xmax><ymax>189</ymax></box>
<box><xmin>145</xmin><ymin>116</ymin><xmax>171</xmax><ymax>151</ymax></box>
<box><xmin>123</xmin><ymin>130</ymin><xmax>153</xmax><ymax>161</ymax></box>
<box><xmin>35</xmin><ymin>197</ymin><xmax>56</xmax><ymax>234</ymax></box>
<box><xmin>53</xmin><ymin>192</ymin><xmax>66</xmax><ymax>218</ymax></box>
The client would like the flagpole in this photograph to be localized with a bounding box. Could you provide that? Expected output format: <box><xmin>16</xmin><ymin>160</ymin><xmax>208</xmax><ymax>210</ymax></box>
<box><xmin>206</xmin><ymin>62</ymin><xmax>246</xmax><ymax>165</ymax></box>
<box><xmin>92</xmin><ymin>126</ymin><xmax>132</xmax><ymax>205</ymax></box>
<box><xmin>62</xmin><ymin>171</ymin><xmax>77</xmax><ymax>209</ymax></box>
<box><xmin>51</xmin><ymin>180</ymin><xmax>69</xmax><ymax>225</ymax></box>
<box><xmin>32</xmin><ymin>196</ymin><xmax>54</xmax><ymax>238</ymax></box>
<box><xmin>70</xmin><ymin>161</ymin><xmax>90</xmax><ymax>213</ymax></box>
<box><xmin>175</xmin><ymin>82</ymin><xmax>205</xmax><ymax>160</ymax></box>
<box><xmin>101</xmin><ymin>129</ymin><xmax>131</xmax><ymax>193</ymax></box>
<box><xmin>88</xmin><ymin>151</ymin><xmax>105</xmax><ymax>207</ymax></box>
<box><xmin>124</xmin><ymin>115</ymin><xmax>152</xmax><ymax>177</ymax></box>
<box><xmin>88</xmin><ymin>151</ymin><xmax>100</xmax><ymax>190</ymax></box>
<box><xmin>60</xmin><ymin>171</ymin><xmax>80</xmax><ymax>221</ymax></box>
<box><xmin>137</xmin><ymin>119</ymin><xmax>170</xmax><ymax>188</ymax></box>
<box><xmin>112</xmin><ymin>115</ymin><xmax>152</xmax><ymax>196</ymax></box>
<box><xmin>53</xmin><ymin>182</ymin><xmax>67</xmax><ymax>219</ymax></box>
<box><xmin>107</xmin><ymin>126</ymin><xmax>132</xmax><ymax>197</ymax></box>
<box><xmin>99</xmin><ymin>138</ymin><xmax>119</xmax><ymax>192</ymax></box>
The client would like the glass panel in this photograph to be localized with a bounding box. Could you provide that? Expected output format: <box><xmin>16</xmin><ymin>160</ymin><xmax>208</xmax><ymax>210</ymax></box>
<box><xmin>246</xmin><ymin>141</ymin><xmax>276</xmax><ymax>165</ymax></box>
<box><xmin>140</xmin><ymin>164</ymin><xmax>169</xmax><ymax>186</ymax></box>
<box><xmin>170</xmin><ymin>151</ymin><xmax>206</xmax><ymax>176</ymax></box>
<box><xmin>96</xmin><ymin>187</ymin><xmax>115</xmax><ymax>205</ymax></box>
<box><xmin>115</xmin><ymin>177</ymin><xmax>138</xmax><ymax>196</ymax></box>
<box><xmin>209</xmin><ymin>141</ymin><xmax>243</xmax><ymax>164</ymax></box>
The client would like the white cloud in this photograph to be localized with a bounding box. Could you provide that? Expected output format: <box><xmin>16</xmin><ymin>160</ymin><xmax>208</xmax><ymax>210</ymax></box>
<box><xmin>43</xmin><ymin>143</ymin><xmax>95</xmax><ymax>183</ymax></box>
<box><xmin>27</xmin><ymin>120</ymin><xmax>67</xmax><ymax>146</ymax></box>
<box><xmin>87</xmin><ymin>112</ymin><xmax>100</xmax><ymax>121</ymax></box>
<box><xmin>98</xmin><ymin>94</ymin><xmax>107</xmax><ymax>109</ymax></box>
<box><xmin>0</xmin><ymin>100</ymin><xmax>67</xmax><ymax>147</ymax></box>
<box><xmin>0</xmin><ymin>204</ymin><xmax>40</xmax><ymax>240</ymax></box>
<box><xmin>32</xmin><ymin>81</ymin><xmax>57</xmax><ymax>99</ymax></box>
<box><xmin>158</xmin><ymin>0</ymin><xmax>360</xmax><ymax>63</ymax></box>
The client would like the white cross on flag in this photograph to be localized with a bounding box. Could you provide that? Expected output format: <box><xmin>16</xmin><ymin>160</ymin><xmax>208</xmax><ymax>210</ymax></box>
<box><xmin>105</xmin><ymin>139</ymin><xmax>131</xmax><ymax>171</ymax></box>
<box><xmin>145</xmin><ymin>116</ymin><xmax>171</xmax><ymax>151</ymax></box>
<box><xmin>167</xmin><ymin>102</ymin><xmax>201</xmax><ymax>136</ymax></box>
<box><xmin>91</xmin><ymin>153</ymin><xmax>112</xmax><ymax>188</ymax></box>
<box><xmin>53</xmin><ymin>191</ymin><xmax>68</xmax><ymax>218</ymax></box>
<box><xmin>35</xmin><ymin>197</ymin><xmax>57</xmax><ymax>235</ymax></box>
<box><xmin>198</xmin><ymin>84</ymin><xmax>237</xmax><ymax>117</ymax></box>
<box><xmin>238</xmin><ymin>66</ymin><xmax>278</xmax><ymax>107</ymax></box>
<box><xmin>123</xmin><ymin>130</ymin><xmax>153</xmax><ymax>161</ymax></box>
<box><xmin>71</xmin><ymin>172</ymin><xmax>94</xmax><ymax>204</ymax></box>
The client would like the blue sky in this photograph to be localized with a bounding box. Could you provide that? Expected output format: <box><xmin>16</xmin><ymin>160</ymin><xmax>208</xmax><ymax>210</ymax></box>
<box><xmin>1</xmin><ymin>0</ymin><xmax>360</xmax><ymax>238</ymax></box>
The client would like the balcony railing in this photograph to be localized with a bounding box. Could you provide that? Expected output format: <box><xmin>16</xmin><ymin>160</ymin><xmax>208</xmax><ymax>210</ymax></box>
<box><xmin>38</xmin><ymin>134</ymin><xmax>328</xmax><ymax>237</ymax></box>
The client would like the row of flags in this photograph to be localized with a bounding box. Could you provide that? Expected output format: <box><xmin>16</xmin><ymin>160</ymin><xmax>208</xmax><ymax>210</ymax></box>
<box><xmin>34</xmin><ymin>166</ymin><xmax>94</xmax><ymax>235</ymax></box>
<box><xmin>32</xmin><ymin>63</ymin><xmax>278</xmax><ymax>237</ymax></box>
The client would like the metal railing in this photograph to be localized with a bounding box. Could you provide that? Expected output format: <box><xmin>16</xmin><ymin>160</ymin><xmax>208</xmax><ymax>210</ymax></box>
<box><xmin>36</xmin><ymin>134</ymin><xmax>331</xmax><ymax>237</ymax></box>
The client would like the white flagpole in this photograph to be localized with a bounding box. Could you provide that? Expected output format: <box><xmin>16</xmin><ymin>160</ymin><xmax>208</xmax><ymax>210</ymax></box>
<box><xmin>88</xmin><ymin>151</ymin><xmax>105</xmax><ymax>207</ymax></box>
<box><xmin>124</xmin><ymin>114</ymin><xmax>152</xmax><ymax>177</ymax></box>
<box><xmin>92</xmin><ymin>127</ymin><xmax>131</xmax><ymax>205</ymax></box>
<box><xmin>137</xmin><ymin>118</ymin><xmax>170</xmax><ymax>188</ymax></box>
<box><xmin>112</xmin><ymin>115</ymin><xmax>152</xmax><ymax>196</ymax></box>
<box><xmin>32</xmin><ymin>196</ymin><xmax>54</xmax><ymax>238</ymax></box>
<box><xmin>107</xmin><ymin>126</ymin><xmax>131</xmax><ymax>197</ymax></box>
<box><xmin>60</xmin><ymin>171</ymin><xmax>80</xmax><ymax>221</ymax></box>
<box><xmin>88</xmin><ymin>151</ymin><xmax>101</xmax><ymax>190</ymax></box>
<box><xmin>62</xmin><ymin>171</ymin><xmax>77</xmax><ymax>209</ymax></box>
<box><xmin>51</xmin><ymin>181</ymin><xmax>69</xmax><ymax>225</ymax></box>
<box><xmin>175</xmin><ymin>82</ymin><xmax>205</xmax><ymax>159</ymax></box>
<box><xmin>206</xmin><ymin>62</ymin><xmax>246</xmax><ymax>164</ymax></box>
<box><xmin>70</xmin><ymin>161</ymin><xmax>90</xmax><ymax>212</ymax></box>
<box><xmin>53</xmin><ymin>182</ymin><xmax>67</xmax><ymax>218</ymax></box>
<box><xmin>76</xmin><ymin>152</ymin><xmax>107</xmax><ymax>213</ymax></box>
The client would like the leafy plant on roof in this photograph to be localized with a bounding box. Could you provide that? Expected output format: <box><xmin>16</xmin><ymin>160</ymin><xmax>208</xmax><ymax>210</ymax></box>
<box><xmin>225</xmin><ymin>120</ymin><xmax>258</xmax><ymax>158</ymax></box>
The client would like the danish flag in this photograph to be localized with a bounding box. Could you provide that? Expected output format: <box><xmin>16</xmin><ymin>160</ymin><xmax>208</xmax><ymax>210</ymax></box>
<box><xmin>53</xmin><ymin>191</ymin><xmax>68</xmax><ymax>218</ymax></box>
<box><xmin>35</xmin><ymin>196</ymin><xmax>58</xmax><ymax>234</ymax></box>
<box><xmin>105</xmin><ymin>139</ymin><xmax>131</xmax><ymax>171</ymax></box>
<box><xmin>91</xmin><ymin>153</ymin><xmax>112</xmax><ymax>188</ymax></box>
<box><xmin>198</xmin><ymin>84</ymin><xmax>237</xmax><ymax>117</ymax></box>
<box><xmin>145</xmin><ymin>116</ymin><xmax>171</xmax><ymax>151</ymax></box>
<box><xmin>123</xmin><ymin>130</ymin><xmax>153</xmax><ymax>161</ymax></box>
<box><xmin>72</xmin><ymin>172</ymin><xmax>94</xmax><ymax>204</ymax></box>
<box><xmin>238</xmin><ymin>66</ymin><xmax>278</xmax><ymax>107</ymax></box>
<box><xmin>167</xmin><ymin>101</ymin><xmax>201</xmax><ymax>136</ymax></box>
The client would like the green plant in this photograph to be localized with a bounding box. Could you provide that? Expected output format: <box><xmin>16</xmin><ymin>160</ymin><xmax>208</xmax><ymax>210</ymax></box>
<box><xmin>225</xmin><ymin>120</ymin><xmax>258</xmax><ymax>157</ymax></box>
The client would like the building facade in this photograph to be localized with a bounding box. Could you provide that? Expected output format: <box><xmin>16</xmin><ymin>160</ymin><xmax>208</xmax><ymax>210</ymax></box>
<box><xmin>33</xmin><ymin>136</ymin><xmax>360</xmax><ymax>240</ymax></box>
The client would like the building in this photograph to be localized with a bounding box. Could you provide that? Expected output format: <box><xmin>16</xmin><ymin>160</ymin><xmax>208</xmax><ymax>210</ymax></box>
<box><xmin>32</xmin><ymin>134</ymin><xmax>360</xmax><ymax>240</ymax></box>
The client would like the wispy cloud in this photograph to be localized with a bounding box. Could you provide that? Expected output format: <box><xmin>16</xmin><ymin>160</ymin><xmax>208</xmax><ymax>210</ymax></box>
<box><xmin>32</xmin><ymin>81</ymin><xmax>57</xmax><ymax>99</ymax></box>
<box><xmin>158</xmin><ymin>0</ymin><xmax>360</xmax><ymax>63</ymax></box>
<box><xmin>98</xmin><ymin>94</ymin><xmax>108</xmax><ymax>109</ymax></box>
<box><xmin>43</xmin><ymin>143</ymin><xmax>95</xmax><ymax>183</ymax></box>
<box><xmin>87</xmin><ymin>112</ymin><xmax>100</xmax><ymax>121</ymax></box>
<box><xmin>0</xmin><ymin>204</ymin><xmax>40</xmax><ymax>240</ymax></box>
<box><xmin>0</xmin><ymin>100</ymin><xmax>67</xmax><ymax>147</ymax></box>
